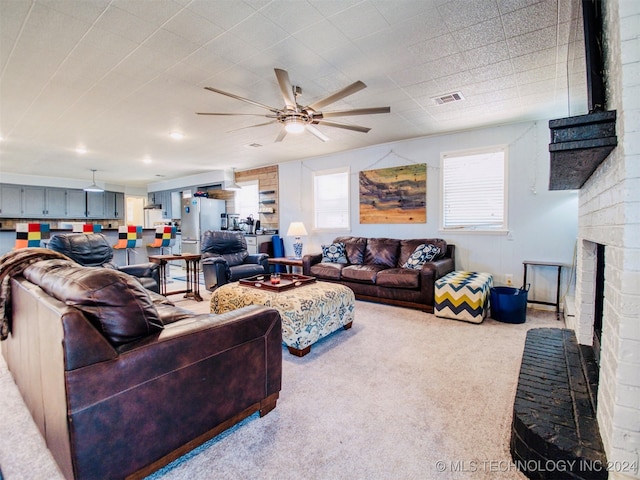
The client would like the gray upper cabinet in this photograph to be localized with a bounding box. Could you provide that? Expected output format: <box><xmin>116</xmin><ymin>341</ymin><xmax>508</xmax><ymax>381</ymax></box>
<box><xmin>45</xmin><ymin>188</ymin><xmax>67</xmax><ymax>217</ymax></box>
<box><xmin>0</xmin><ymin>184</ymin><xmax>23</xmax><ymax>217</ymax></box>
<box><xmin>148</xmin><ymin>191</ymin><xmax>172</xmax><ymax>219</ymax></box>
<box><xmin>0</xmin><ymin>184</ymin><xmax>125</xmax><ymax>219</ymax></box>
<box><xmin>104</xmin><ymin>191</ymin><xmax>125</xmax><ymax>219</ymax></box>
<box><xmin>66</xmin><ymin>189</ymin><xmax>87</xmax><ymax>218</ymax></box>
<box><xmin>22</xmin><ymin>187</ymin><xmax>69</xmax><ymax>217</ymax></box>
<box><xmin>22</xmin><ymin>186</ymin><xmax>46</xmax><ymax>217</ymax></box>
<box><xmin>86</xmin><ymin>191</ymin><xmax>105</xmax><ymax>218</ymax></box>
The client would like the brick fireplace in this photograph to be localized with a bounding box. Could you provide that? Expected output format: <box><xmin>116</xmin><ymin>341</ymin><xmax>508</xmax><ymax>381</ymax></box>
<box><xmin>565</xmin><ymin>1</ymin><xmax>640</xmax><ymax>478</ymax></box>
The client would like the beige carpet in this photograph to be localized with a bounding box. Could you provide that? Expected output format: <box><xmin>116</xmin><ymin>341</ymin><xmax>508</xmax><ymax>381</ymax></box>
<box><xmin>0</xmin><ymin>282</ymin><xmax>562</xmax><ymax>480</ymax></box>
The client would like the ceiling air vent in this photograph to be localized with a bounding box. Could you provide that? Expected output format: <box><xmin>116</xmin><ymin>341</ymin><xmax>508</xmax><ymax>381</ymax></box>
<box><xmin>433</xmin><ymin>92</ymin><xmax>464</xmax><ymax>105</ymax></box>
<box><xmin>246</xmin><ymin>143</ymin><xmax>263</xmax><ymax>148</ymax></box>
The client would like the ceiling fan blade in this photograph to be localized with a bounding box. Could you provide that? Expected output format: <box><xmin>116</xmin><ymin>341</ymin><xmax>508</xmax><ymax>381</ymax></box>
<box><xmin>307</xmin><ymin>80</ymin><xmax>367</xmax><ymax>111</ymax></box>
<box><xmin>204</xmin><ymin>86</ymin><xmax>280</xmax><ymax>113</ymax></box>
<box><xmin>315</xmin><ymin>120</ymin><xmax>371</xmax><ymax>133</ymax></box>
<box><xmin>274</xmin><ymin>68</ymin><xmax>297</xmax><ymax>110</ymax></box>
<box><xmin>306</xmin><ymin>125</ymin><xmax>329</xmax><ymax>142</ymax></box>
<box><xmin>227</xmin><ymin>120</ymin><xmax>277</xmax><ymax>133</ymax></box>
<box><xmin>319</xmin><ymin>107</ymin><xmax>391</xmax><ymax>118</ymax></box>
<box><xmin>275</xmin><ymin>129</ymin><xmax>287</xmax><ymax>142</ymax></box>
<box><xmin>196</xmin><ymin>112</ymin><xmax>276</xmax><ymax>117</ymax></box>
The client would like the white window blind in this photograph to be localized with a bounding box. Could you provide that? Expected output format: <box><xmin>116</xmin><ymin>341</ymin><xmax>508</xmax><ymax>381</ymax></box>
<box><xmin>441</xmin><ymin>147</ymin><xmax>507</xmax><ymax>230</ymax></box>
<box><xmin>313</xmin><ymin>168</ymin><xmax>350</xmax><ymax>230</ymax></box>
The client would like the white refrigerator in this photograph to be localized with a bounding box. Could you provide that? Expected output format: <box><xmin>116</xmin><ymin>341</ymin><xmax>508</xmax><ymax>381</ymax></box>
<box><xmin>180</xmin><ymin>197</ymin><xmax>225</xmax><ymax>254</ymax></box>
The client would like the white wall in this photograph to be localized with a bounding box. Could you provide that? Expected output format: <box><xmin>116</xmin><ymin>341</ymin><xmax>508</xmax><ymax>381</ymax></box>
<box><xmin>279</xmin><ymin>120</ymin><xmax>578</xmax><ymax>303</ymax></box>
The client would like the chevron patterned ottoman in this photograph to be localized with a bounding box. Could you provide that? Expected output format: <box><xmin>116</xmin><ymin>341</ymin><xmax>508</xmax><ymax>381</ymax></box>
<box><xmin>434</xmin><ymin>271</ymin><xmax>494</xmax><ymax>324</ymax></box>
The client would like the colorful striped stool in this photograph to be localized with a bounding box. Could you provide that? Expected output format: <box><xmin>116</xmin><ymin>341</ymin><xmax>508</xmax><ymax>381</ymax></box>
<box><xmin>73</xmin><ymin>224</ymin><xmax>102</xmax><ymax>233</ymax></box>
<box><xmin>15</xmin><ymin>223</ymin><xmax>50</xmax><ymax>249</ymax></box>
<box><xmin>434</xmin><ymin>271</ymin><xmax>493</xmax><ymax>324</ymax></box>
<box><xmin>113</xmin><ymin>225</ymin><xmax>143</xmax><ymax>264</ymax></box>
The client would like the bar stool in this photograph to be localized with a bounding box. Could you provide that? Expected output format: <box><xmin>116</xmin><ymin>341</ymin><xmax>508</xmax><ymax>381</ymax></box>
<box><xmin>113</xmin><ymin>225</ymin><xmax>143</xmax><ymax>265</ymax></box>
<box><xmin>15</xmin><ymin>223</ymin><xmax>50</xmax><ymax>249</ymax></box>
<box><xmin>73</xmin><ymin>224</ymin><xmax>102</xmax><ymax>233</ymax></box>
<box><xmin>147</xmin><ymin>225</ymin><xmax>177</xmax><ymax>280</ymax></box>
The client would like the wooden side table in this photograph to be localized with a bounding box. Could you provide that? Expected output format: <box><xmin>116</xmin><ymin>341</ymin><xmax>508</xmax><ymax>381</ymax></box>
<box><xmin>267</xmin><ymin>257</ymin><xmax>303</xmax><ymax>274</ymax></box>
<box><xmin>522</xmin><ymin>261</ymin><xmax>563</xmax><ymax>319</ymax></box>
<box><xmin>149</xmin><ymin>253</ymin><xmax>203</xmax><ymax>301</ymax></box>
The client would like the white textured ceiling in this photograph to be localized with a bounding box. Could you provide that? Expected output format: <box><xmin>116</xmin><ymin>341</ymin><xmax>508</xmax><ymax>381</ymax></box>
<box><xmin>0</xmin><ymin>0</ymin><xmax>587</xmax><ymax>188</ymax></box>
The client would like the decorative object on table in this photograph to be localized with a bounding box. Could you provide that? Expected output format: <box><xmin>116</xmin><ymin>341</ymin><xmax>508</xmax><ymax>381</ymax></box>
<box><xmin>73</xmin><ymin>223</ymin><xmax>102</xmax><ymax>233</ymax></box>
<box><xmin>286</xmin><ymin>222</ymin><xmax>308</xmax><ymax>259</ymax></box>
<box><xmin>239</xmin><ymin>273</ymin><xmax>315</xmax><ymax>292</ymax></box>
<box><xmin>359</xmin><ymin>163</ymin><xmax>426</xmax><ymax>224</ymax></box>
<box><xmin>15</xmin><ymin>223</ymin><xmax>50</xmax><ymax>249</ymax></box>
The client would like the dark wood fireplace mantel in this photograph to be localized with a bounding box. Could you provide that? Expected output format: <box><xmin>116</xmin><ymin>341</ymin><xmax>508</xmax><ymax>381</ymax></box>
<box><xmin>548</xmin><ymin>110</ymin><xmax>617</xmax><ymax>190</ymax></box>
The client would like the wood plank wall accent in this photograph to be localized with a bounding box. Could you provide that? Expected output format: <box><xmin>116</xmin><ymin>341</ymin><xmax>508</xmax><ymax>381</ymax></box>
<box><xmin>235</xmin><ymin>165</ymin><xmax>279</xmax><ymax>230</ymax></box>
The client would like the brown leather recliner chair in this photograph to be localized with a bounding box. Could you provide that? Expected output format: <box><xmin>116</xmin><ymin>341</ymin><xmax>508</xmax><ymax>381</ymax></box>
<box><xmin>201</xmin><ymin>230</ymin><xmax>269</xmax><ymax>291</ymax></box>
<box><xmin>48</xmin><ymin>232</ymin><xmax>161</xmax><ymax>293</ymax></box>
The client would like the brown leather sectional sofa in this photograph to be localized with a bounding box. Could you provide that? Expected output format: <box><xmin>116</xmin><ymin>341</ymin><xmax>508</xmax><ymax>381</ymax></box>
<box><xmin>1</xmin><ymin>257</ymin><xmax>282</xmax><ymax>480</ymax></box>
<box><xmin>302</xmin><ymin>236</ymin><xmax>455</xmax><ymax>312</ymax></box>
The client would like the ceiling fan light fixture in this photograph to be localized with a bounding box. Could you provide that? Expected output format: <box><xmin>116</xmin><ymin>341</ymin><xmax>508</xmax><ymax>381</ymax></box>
<box><xmin>83</xmin><ymin>169</ymin><xmax>104</xmax><ymax>192</ymax></box>
<box><xmin>284</xmin><ymin>117</ymin><xmax>306</xmax><ymax>134</ymax></box>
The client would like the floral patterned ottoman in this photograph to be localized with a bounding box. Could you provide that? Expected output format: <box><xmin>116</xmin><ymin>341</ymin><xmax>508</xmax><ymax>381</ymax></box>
<box><xmin>210</xmin><ymin>281</ymin><xmax>355</xmax><ymax>356</ymax></box>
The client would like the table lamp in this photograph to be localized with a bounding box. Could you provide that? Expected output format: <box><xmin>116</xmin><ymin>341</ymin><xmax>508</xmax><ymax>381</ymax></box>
<box><xmin>286</xmin><ymin>222</ymin><xmax>308</xmax><ymax>259</ymax></box>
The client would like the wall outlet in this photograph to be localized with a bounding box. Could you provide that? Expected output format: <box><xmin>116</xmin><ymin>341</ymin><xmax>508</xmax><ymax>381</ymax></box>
<box><xmin>505</xmin><ymin>274</ymin><xmax>513</xmax><ymax>286</ymax></box>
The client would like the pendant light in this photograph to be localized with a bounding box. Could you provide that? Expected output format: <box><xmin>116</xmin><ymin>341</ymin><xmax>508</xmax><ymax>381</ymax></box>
<box><xmin>83</xmin><ymin>169</ymin><xmax>104</xmax><ymax>192</ymax></box>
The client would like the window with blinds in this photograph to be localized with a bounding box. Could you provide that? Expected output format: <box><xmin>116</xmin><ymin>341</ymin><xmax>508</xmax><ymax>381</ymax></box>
<box><xmin>313</xmin><ymin>167</ymin><xmax>350</xmax><ymax>230</ymax></box>
<box><xmin>441</xmin><ymin>146</ymin><xmax>507</xmax><ymax>231</ymax></box>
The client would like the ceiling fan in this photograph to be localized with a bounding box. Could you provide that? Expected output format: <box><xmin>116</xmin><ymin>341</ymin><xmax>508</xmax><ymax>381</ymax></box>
<box><xmin>196</xmin><ymin>68</ymin><xmax>390</xmax><ymax>142</ymax></box>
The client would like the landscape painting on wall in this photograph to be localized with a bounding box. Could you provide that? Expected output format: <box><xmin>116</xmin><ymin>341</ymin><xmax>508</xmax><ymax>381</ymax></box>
<box><xmin>359</xmin><ymin>164</ymin><xmax>427</xmax><ymax>224</ymax></box>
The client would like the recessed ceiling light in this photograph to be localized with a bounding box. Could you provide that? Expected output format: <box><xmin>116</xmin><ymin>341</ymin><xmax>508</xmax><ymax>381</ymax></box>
<box><xmin>75</xmin><ymin>146</ymin><xmax>87</xmax><ymax>154</ymax></box>
<box><xmin>170</xmin><ymin>131</ymin><xmax>184</xmax><ymax>140</ymax></box>
<box><xmin>143</xmin><ymin>157</ymin><xmax>152</xmax><ymax>164</ymax></box>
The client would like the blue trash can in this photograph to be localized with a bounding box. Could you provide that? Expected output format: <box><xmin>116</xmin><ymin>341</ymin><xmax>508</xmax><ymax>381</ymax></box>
<box><xmin>490</xmin><ymin>285</ymin><xmax>529</xmax><ymax>324</ymax></box>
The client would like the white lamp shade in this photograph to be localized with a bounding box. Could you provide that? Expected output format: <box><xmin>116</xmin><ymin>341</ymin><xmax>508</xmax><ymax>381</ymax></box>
<box><xmin>286</xmin><ymin>222</ymin><xmax>308</xmax><ymax>236</ymax></box>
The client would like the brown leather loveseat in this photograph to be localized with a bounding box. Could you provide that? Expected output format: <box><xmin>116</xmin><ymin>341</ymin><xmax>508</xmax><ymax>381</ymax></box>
<box><xmin>303</xmin><ymin>236</ymin><xmax>455</xmax><ymax>312</ymax></box>
<box><xmin>1</xmin><ymin>254</ymin><xmax>282</xmax><ymax>480</ymax></box>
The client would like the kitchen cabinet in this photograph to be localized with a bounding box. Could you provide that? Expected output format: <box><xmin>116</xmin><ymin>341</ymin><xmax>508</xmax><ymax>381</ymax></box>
<box><xmin>22</xmin><ymin>187</ymin><xmax>46</xmax><ymax>217</ymax></box>
<box><xmin>66</xmin><ymin>189</ymin><xmax>87</xmax><ymax>218</ymax></box>
<box><xmin>148</xmin><ymin>191</ymin><xmax>172</xmax><ymax>219</ymax></box>
<box><xmin>114</xmin><ymin>192</ymin><xmax>124</xmax><ymax>219</ymax></box>
<box><xmin>0</xmin><ymin>184</ymin><xmax>124</xmax><ymax>220</ymax></box>
<box><xmin>0</xmin><ymin>185</ymin><xmax>22</xmax><ymax>217</ymax></box>
<box><xmin>45</xmin><ymin>188</ymin><xmax>67</xmax><ymax>217</ymax></box>
<box><xmin>105</xmin><ymin>191</ymin><xmax>125</xmax><ymax>219</ymax></box>
<box><xmin>2</xmin><ymin>186</ymin><xmax>69</xmax><ymax>218</ymax></box>
<box><xmin>86</xmin><ymin>191</ymin><xmax>105</xmax><ymax>218</ymax></box>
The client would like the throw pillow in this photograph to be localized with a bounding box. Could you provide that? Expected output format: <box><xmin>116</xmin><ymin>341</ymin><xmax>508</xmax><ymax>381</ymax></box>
<box><xmin>402</xmin><ymin>244</ymin><xmax>441</xmax><ymax>270</ymax></box>
<box><xmin>321</xmin><ymin>242</ymin><xmax>348</xmax><ymax>264</ymax></box>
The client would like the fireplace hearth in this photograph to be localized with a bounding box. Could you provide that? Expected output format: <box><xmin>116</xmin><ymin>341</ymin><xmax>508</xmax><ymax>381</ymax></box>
<box><xmin>511</xmin><ymin>328</ymin><xmax>606</xmax><ymax>480</ymax></box>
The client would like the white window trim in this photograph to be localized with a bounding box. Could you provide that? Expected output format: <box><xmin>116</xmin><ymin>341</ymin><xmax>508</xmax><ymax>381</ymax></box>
<box><xmin>439</xmin><ymin>145</ymin><xmax>509</xmax><ymax>233</ymax></box>
<box><xmin>312</xmin><ymin>166</ymin><xmax>351</xmax><ymax>233</ymax></box>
